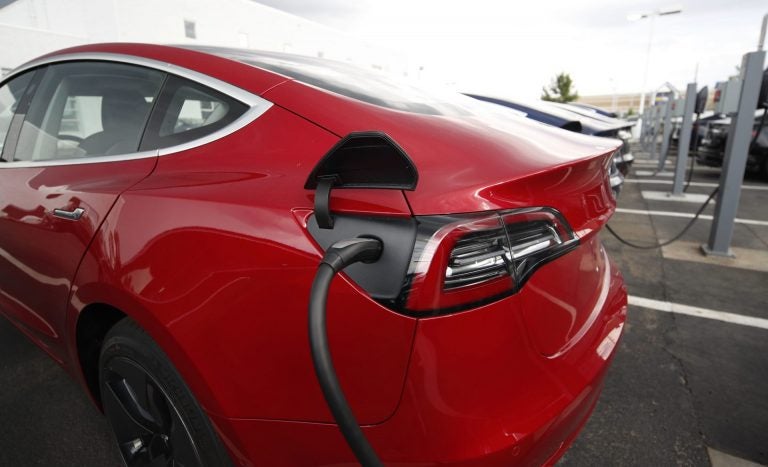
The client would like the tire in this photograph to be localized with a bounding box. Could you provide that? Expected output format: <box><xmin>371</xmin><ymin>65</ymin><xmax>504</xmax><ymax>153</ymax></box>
<box><xmin>99</xmin><ymin>318</ymin><xmax>232</xmax><ymax>467</ymax></box>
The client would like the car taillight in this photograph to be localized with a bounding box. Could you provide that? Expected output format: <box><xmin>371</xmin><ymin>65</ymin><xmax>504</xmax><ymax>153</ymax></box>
<box><xmin>395</xmin><ymin>207</ymin><xmax>579</xmax><ymax>315</ymax></box>
<box><xmin>445</xmin><ymin>225</ymin><xmax>510</xmax><ymax>289</ymax></box>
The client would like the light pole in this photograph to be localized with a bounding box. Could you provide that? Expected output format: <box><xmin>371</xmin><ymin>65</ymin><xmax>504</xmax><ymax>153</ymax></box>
<box><xmin>629</xmin><ymin>6</ymin><xmax>683</xmax><ymax>134</ymax></box>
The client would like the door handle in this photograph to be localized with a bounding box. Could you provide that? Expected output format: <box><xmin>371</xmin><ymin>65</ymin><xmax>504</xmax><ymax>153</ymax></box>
<box><xmin>52</xmin><ymin>207</ymin><xmax>85</xmax><ymax>221</ymax></box>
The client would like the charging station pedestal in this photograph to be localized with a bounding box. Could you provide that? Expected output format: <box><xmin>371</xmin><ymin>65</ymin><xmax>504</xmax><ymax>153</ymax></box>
<box><xmin>656</xmin><ymin>98</ymin><xmax>673</xmax><ymax>171</ymax></box>
<box><xmin>702</xmin><ymin>48</ymin><xmax>766</xmax><ymax>257</ymax></box>
<box><xmin>671</xmin><ymin>83</ymin><xmax>697</xmax><ymax>196</ymax></box>
<box><xmin>649</xmin><ymin>104</ymin><xmax>662</xmax><ymax>160</ymax></box>
<box><xmin>643</xmin><ymin>106</ymin><xmax>654</xmax><ymax>149</ymax></box>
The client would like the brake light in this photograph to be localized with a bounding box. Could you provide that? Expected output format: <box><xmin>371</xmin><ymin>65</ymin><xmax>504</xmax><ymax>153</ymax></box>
<box><xmin>445</xmin><ymin>226</ymin><xmax>510</xmax><ymax>289</ymax></box>
<box><xmin>395</xmin><ymin>207</ymin><xmax>579</xmax><ymax>315</ymax></box>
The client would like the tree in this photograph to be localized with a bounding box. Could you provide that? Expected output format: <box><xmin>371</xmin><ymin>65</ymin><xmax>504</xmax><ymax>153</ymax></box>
<box><xmin>541</xmin><ymin>72</ymin><xmax>579</xmax><ymax>103</ymax></box>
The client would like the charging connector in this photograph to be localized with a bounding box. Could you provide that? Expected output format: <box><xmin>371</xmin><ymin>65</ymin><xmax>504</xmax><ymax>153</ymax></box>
<box><xmin>308</xmin><ymin>237</ymin><xmax>384</xmax><ymax>467</ymax></box>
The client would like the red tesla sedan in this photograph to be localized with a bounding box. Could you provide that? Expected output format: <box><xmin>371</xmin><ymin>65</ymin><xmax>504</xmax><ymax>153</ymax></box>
<box><xmin>0</xmin><ymin>43</ymin><xmax>627</xmax><ymax>466</ymax></box>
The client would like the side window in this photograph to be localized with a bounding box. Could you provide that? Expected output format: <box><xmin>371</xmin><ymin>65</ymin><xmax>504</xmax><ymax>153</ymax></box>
<box><xmin>140</xmin><ymin>76</ymin><xmax>247</xmax><ymax>151</ymax></box>
<box><xmin>14</xmin><ymin>62</ymin><xmax>165</xmax><ymax>162</ymax></box>
<box><xmin>0</xmin><ymin>71</ymin><xmax>34</xmax><ymax>159</ymax></box>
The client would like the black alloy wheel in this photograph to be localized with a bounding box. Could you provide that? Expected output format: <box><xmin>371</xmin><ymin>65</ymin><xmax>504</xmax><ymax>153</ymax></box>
<box><xmin>102</xmin><ymin>357</ymin><xmax>201</xmax><ymax>466</ymax></box>
<box><xmin>99</xmin><ymin>318</ymin><xmax>232</xmax><ymax>467</ymax></box>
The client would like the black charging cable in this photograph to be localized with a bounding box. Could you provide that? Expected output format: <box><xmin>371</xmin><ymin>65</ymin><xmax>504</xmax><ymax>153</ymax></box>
<box><xmin>605</xmin><ymin>187</ymin><xmax>719</xmax><ymax>249</ymax></box>
<box><xmin>308</xmin><ymin>237</ymin><xmax>384</xmax><ymax>467</ymax></box>
<box><xmin>684</xmin><ymin>111</ymin><xmax>702</xmax><ymax>193</ymax></box>
<box><xmin>683</xmin><ymin>152</ymin><xmax>696</xmax><ymax>192</ymax></box>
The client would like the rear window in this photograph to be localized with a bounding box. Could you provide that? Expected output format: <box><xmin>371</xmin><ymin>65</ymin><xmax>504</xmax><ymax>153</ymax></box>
<box><xmin>139</xmin><ymin>75</ymin><xmax>248</xmax><ymax>151</ymax></box>
<box><xmin>187</xmin><ymin>46</ymin><xmax>474</xmax><ymax>117</ymax></box>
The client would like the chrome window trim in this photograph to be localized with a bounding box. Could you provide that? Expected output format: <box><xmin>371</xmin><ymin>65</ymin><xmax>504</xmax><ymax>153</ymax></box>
<box><xmin>1</xmin><ymin>149</ymin><xmax>159</xmax><ymax>167</ymax></box>
<box><xmin>0</xmin><ymin>52</ymin><xmax>274</xmax><ymax>168</ymax></box>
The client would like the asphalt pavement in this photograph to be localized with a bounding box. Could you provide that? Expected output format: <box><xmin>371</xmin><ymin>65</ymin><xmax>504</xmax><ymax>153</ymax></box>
<box><xmin>560</xmin><ymin>147</ymin><xmax>768</xmax><ymax>467</ymax></box>
<box><xmin>1</xmin><ymin>145</ymin><xmax>767</xmax><ymax>466</ymax></box>
<box><xmin>0</xmin><ymin>319</ymin><xmax>121</xmax><ymax>465</ymax></box>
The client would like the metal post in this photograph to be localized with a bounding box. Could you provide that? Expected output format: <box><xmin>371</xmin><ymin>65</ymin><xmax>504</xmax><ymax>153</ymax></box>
<box><xmin>671</xmin><ymin>83</ymin><xmax>697</xmax><ymax>195</ymax></box>
<box><xmin>657</xmin><ymin>98</ymin><xmax>673</xmax><ymax>171</ymax></box>
<box><xmin>649</xmin><ymin>104</ymin><xmax>662</xmax><ymax>160</ymax></box>
<box><xmin>646</xmin><ymin>106</ymin><xmax>654</xmax><ymax>156</ymax></box>
<box><xmin>641</xmin><ymin>107</ymin><xmax>651</xmax><ymax>148</ymax></box>
<box><xmin>631</xmin><ymin>8</ymin><xmax>683</xmax><ymax>140</ymax></box>
<box><xmin>702</xmin><ymin>49</ymin><xmax>766</xmax><ymax>256</ymax></box>
<box><xmin>637</xmin><ymin>14</ymin><xmax>655</xmax><ymax>120</ymax></box>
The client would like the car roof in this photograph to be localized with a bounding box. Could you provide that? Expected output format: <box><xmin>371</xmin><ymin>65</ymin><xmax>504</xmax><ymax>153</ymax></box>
<box><xmin>181</xmin><ymin>45</ymin><xmax>479</xmax><ymax>117</ymax></box>
<box><xmin>25</xmin><ymin>43</ymin><xmax>288</xmax><ymax>97</ymax></box>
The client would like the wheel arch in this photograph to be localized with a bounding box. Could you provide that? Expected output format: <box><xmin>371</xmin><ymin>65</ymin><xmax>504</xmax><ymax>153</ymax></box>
<box><xmin>75</xmin><ymin>302</ymin><xmax>126</xmax><ymax>407</ymax></box>
<box><xmin>67</xmin><ymin>279</ymin><xmax>229</xmax><ymax>420</ymax></box>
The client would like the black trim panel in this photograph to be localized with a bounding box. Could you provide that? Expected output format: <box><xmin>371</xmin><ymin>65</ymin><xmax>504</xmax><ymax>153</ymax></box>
<box><xmin>304</xmin><ymin>131</ymin><xmax>418</xmax><ymax>190</ymax></box>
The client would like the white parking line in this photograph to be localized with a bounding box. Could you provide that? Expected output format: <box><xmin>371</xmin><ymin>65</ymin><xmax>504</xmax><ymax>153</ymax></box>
<box><xmin>614</xmin><ymin>208</ymin><xmax>768</xmax><ymax>227</ymax></box>
<box><xmin>634</xmin><ymin>159</ymin><xmax>671</xmax><ymax>164</ymax></box>
<box><xmin>635</xmin><ymin>170</ymin><xmax>673</xmax><ymax>177</ymax></box>
<box><xmin>623</xmin><ymin>179</ymin><xmax>768</xmax><ymax>191</ymax></box>
<box><xmin>641</xmin><ymin>190</ymin><xmax>714</xmax><ymax>204</ymax></box>
<box><xmin>629</xmin><ymin>296</ymin><xmax>768</xmax><ymax>330</ymax></box>
<box><xmin>708</xmin><ymin>447</ymin><xmax>765</xmax><ymax>467</ymax></box>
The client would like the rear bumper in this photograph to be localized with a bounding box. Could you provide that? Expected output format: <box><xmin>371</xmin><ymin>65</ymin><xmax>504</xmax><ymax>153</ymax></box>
<box><xmin>212</xmin><ymin>251</ymin><xmax>628</xmax><ymax>466</ymax></box>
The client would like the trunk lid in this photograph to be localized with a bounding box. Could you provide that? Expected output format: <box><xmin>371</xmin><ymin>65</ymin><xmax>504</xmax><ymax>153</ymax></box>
<box><xmin>266</xmin><ymin>80</ymin><xmax>621</xmax><ymax>354</ymax></box>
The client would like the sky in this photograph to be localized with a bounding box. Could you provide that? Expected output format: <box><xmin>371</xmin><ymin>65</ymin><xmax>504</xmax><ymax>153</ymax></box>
<box><xmin>254</xmin><ymin>0</ymin><xmax>768</xmax><ymax>100</ymax></box>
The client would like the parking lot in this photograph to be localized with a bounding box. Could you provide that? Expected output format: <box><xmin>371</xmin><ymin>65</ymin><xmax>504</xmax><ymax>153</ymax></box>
<box><xmin>1</xmin><ymin>146</ymin><xmax>767</xmax><ymax>466</ymax></box>
<box><xmin>562</xmin><ymin>147</ymin><xmax>768</xmax><ymax>466</ymax></box>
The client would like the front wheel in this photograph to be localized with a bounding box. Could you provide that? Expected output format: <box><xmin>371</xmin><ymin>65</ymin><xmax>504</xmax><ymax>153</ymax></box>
<box><xmin>99</xmin><ymin>318</ymin><xmax>232</xmax><ymax>467</ymax></box>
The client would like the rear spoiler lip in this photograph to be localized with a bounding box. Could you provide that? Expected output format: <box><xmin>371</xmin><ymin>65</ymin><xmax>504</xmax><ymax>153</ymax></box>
<box><xmin>405</xmin><ymin>147</ymin><xmax>619</xmax><ymax>244</ymax></box>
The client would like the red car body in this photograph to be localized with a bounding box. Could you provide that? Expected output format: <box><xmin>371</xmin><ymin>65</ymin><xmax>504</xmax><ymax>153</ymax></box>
<box><xmin>0</xmin><ymin>43</ymin><xmax>627</xmax><ymax>465</ymax></box>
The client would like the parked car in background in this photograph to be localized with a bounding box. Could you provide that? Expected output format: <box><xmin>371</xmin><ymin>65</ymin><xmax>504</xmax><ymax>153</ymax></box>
<box><xmin>670</xmin><ymin>110</ymin><xmax>722</xmax><ymax>151</ymax></box>
<box><xmin>465</xmin><ymin>94</ymin><xmax>584</xmax><ymax>131</ymax></box>
<box><xmin>697</xmin><ymin>109</ymin><xmax>768</xmax><ymax>179</ymax></box>
<box><xmin>569</xmin><ymin>102</ymin><xmax>619</xmax><ymax>118</ymax></box>
<box><xmin>552</xmin><ymin>101</ymin><xmax>635</xmax><ymax>171</ymax></box>
<box><xmin>0</xmin><ymin>43</ymin><xmax>627</xmax><ymax>466</ymax></box>
<box><xmin>465</xmin><ymin>94</ymin><xmax>634</xmax><ymax>175</ymax></box>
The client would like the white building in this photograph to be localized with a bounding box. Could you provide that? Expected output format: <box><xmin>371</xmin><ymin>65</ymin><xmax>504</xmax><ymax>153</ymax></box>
<box><xmin>0</xmin><ymin>0</ymin><xmax>409</xmax><ymax>76</ymax></box>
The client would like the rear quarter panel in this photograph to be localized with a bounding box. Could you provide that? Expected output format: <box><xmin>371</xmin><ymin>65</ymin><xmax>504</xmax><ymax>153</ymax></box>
<box><xmin>66</xmin><ymin>105</ymin><xmax>417</xmax><ymax>424</ymax></box>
